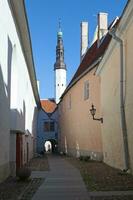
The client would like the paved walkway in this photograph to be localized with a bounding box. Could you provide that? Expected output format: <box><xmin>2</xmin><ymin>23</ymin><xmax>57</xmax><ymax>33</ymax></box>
<box><xmin>31</xmin><ymin>155</ymin><xmax>90</xmax><ymax>200</ymax></box>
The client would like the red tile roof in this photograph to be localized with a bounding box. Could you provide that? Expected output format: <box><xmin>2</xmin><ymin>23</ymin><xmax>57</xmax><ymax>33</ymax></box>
<box><xmin>60</xmin><ymin>19</ymin><xmax>120</xmax><ymax>99</ymax></box>
<box><xmin>69</xmin><ymin>33</ymin><xmax>111</xmax><ymax>86</ymax></box>
<box><xmin>41</xmin><ymin>99</ymin><xmax>57</xmax><ymax>113</ymax></box>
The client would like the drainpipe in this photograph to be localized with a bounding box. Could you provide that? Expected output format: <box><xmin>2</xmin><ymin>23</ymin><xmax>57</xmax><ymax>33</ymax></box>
<box><xmin>109</xmin><ymin>29</ymin><xmax>130</xmax><ymax>171</ymax></box>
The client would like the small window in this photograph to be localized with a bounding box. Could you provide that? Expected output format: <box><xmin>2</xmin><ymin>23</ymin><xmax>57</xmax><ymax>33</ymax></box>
<box><xmin>84</xmin><ymin>81</ymin><xmax>89</xmax><ymax>100</ymax></box>
<box><xmin>44</xmin><ymin>121</ymin><xmax>55</xmax><ymax>132</ymax></box>
<box><xmin>44</xmin><ymin>122</ymin><xmax>49</xmax><ymax>132</ymax></box>
<box><xmin>50</xmin><ymin>122</ymin><xmax>55</xmax><ymax>131</ymax></box>
<box><xmin>62</xmin><ymin>84</ymin><xmax>63</xmax><ymax>86</ymax></box>
<box><xmin>58</xmin><ymin>84</ymin><xmax>59</xmax><ymax>86</ymax></box>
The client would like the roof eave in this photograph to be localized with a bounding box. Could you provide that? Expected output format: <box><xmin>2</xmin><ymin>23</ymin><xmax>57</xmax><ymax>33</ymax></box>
<box><xmin>60</xmin><ymin>57</ymin><xmax>102</xmax><ymax>101</ymax></box>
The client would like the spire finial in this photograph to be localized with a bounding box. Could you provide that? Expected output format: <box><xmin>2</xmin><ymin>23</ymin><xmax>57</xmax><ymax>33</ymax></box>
<box><xmin>57</xmin><ymin>18</ymin><xmax>63</xmax><ymax>37</ymax></box>
<box><xmin>59</xmin><ymin>18</ymin><xmax>61</xmax><ymax>32</ymax></box>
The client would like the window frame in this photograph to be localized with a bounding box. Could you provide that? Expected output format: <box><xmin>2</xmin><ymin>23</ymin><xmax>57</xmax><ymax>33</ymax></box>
<box><xmin>43</xmin><ymin>121</ymin><xmax>55</xmax><ymax>132</ymax></box>
<box><xmin>84</xmin><ymin>80</ymin><xmax>89</xmax><ymax>100</ymax></box>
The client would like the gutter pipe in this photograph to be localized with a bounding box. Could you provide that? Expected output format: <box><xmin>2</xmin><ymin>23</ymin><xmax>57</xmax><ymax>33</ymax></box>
<box><xmin>109</xmin><ymin>29</ymin><xmax>130</xmax><ymax>171</ymax></box>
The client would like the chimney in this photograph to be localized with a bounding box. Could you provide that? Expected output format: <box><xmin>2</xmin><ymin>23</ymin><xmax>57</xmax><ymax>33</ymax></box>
<box><xmin>80</xmin><ymin>22</ymin><xmax>88</xmax><ymax>61</ymax></box>
<box><xmin>98</xmin><ymin>13</ymin><xmax>108</xmax><ymax>46</ymax></box>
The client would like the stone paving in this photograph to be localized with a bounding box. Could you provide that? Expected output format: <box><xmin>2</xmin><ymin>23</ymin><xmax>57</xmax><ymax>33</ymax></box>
<box><xmin>30</xmin><ymin>155</ymin><xmax>133</xmax><ymax>200</ymax></box>
<box><xmin>90</xmin><ymin>191</ymin><xmax>133</xmax><ymax>200</ymax></box>
<box><xmin>19</xmin><ymin>178</ymin><xmax>44</xmax><ymax>200</ymax></box>
<box><xmin>31</xmin><ymin>155</ymin><xmax>90</xmax><ymax>200</ymax></box>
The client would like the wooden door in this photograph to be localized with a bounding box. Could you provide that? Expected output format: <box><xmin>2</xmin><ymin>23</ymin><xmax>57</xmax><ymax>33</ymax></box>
<box><xmin>16</xmin><ymin>133</ymin><xmax>23</xmax><ymax>169</ymax></box>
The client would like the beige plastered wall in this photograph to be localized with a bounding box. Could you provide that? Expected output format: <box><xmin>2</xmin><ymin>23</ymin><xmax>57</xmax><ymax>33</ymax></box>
<box><xmin>98</xmin><ymin>14</ymin><xmax>133</xmax><ymax>172</ymax></box>
<box><xmin>59</xmin><ymin>68</ymin><xmax>103</xmax><ymax>160</ymax></box>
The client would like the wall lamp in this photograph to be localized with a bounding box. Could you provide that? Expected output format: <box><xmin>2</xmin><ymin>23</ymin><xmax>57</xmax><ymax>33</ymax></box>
<box><xmin>90</xmin><ymin>104</ymin><xmax>103</xmax><ymax>123</ymax></box>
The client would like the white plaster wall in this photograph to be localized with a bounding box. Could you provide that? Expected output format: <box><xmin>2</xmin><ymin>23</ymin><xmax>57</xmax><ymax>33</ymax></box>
<box><xmin>0</xmin><ymin>0</ymin><xmax>38</xmax><ymax>180</ymax></box>
<box><xmin>0</xmin><ymin>1</ymin><xmax>14</xmax><ymax>179</ymax></box>
<box><xmin>55</xmin><ymin>69</ymin><xmax>66</xmax><ymax>103</ymax></box>
<box><xmin>9</xmin><ymin>132</ymin><xmax>16</xmax><ymax>176</ymax></box>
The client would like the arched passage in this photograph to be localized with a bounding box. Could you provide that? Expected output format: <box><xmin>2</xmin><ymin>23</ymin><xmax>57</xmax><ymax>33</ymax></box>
<box><xmin>44</xmin><ymin>139</ymin><xmax>58</xmax><ymax>153</ymax></box>
<box><xmin>44</xmin><ymin>141</ymin><xmax>52</xmax><ymax>152</ymax></box>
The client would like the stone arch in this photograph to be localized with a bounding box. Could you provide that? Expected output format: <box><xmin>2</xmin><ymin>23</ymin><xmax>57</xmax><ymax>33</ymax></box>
<box><xmin>44</xmin><ymin>139</ymin><xmax>58</xmax><ymax>153</ymax></box>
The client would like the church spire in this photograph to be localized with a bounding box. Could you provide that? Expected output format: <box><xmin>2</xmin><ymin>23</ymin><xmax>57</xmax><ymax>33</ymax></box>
<box><xmin>54</xmin><ymin>20</ymin><xmax>67</xmax><ymax>103</ymax></box>
<box><xmin>54</xmin><ymin>20</ymin><xmax>66</xmax><ymax>70</ymax></box>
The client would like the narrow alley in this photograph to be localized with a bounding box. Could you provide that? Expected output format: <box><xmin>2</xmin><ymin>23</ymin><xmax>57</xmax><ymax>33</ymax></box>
<box><xmin>0</xmin><ymin>1</ymin><xmax>133</xmax><ymax>200</ymax></box>
<box><xmin>31</xmin><ymin>155</ymin><xmax>90</xmax><ymax>200</ymax></box>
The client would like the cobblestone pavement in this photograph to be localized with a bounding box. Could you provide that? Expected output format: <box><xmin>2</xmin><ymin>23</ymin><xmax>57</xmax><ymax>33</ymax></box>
<box><xmin>19</xmin><ymin>178</ymin><xmax>44</xmax><ymax>200</ymax></box>
<box><xmin>0</xmin><ymin>177</ymin><xmax>29</xmax><ymax>200</ymax></box>
<box><xmin>91</xmin><ymin>196</ymin><xmax>133</xmax><ymax>200</ymax></box>
<box><xmin>32</xmin><ymin>155</ymin><xmax>90</xmax><ymax>200</ymax></box>
<box><xmin>66</xmin><ymin>156</ymin><xmax>133</xmax><ymax>199</ymax></box>
<box><xmin>0</xmin><ymin>156</ymin><xmax>48</xmax><ymax>200</ymax></box>
<box><xmin>90</xmin><ymin>191</ymin><xmax>133</xmax><ymax>199</ymax></box>
<box><xmin>27</xmin><ymin>155</ymin><xmax>49</xmax><ymax>171</ymax></box>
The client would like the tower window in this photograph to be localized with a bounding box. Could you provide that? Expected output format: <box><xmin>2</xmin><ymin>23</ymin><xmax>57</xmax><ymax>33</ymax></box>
<box><xmin>62</xmin><ymin>84</ymin><xmax>63</xmax><ymax>86</ymax></box>
<box><xmin>58</xmin><ymin>84</ymin><xmax>59</xmax><ymax>86</ymax></box>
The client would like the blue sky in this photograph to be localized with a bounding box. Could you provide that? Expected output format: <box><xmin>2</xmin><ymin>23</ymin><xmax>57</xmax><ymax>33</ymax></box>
<box><xmin>25</xmin><ymin>0</ymin><xmax>127</xmax><ymax>99</ymax></box>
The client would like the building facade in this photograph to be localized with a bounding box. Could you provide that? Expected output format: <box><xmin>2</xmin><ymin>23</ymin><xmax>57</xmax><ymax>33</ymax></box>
<box><xmin>58</xmin><ymin>68</ymin><xmax>103</xmax><ymax>159</ymax></box>
<box><xmin>0</xmin><ymin>0</ymin><xmax>40</xmax><ymax>182</ymax></box>
<box><xmin>96</xmin><ymin>0</ymin><xmax>133</xmax><ymax>172</ymax></box>
<box><xmin>37</xmin><ymin>99</ymin><xmax>58</xmax><ymax>153</ymax></box>
<box><xmin>58</xmin><ymin>13</ymin><xmax>113</xmax><ymax>160</ymax></box>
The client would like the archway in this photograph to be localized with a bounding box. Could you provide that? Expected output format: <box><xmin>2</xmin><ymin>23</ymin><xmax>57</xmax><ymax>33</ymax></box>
<box><xmin>44</xmin><ymin>139</ymin><xmax>58</xmax><ymax>153</ymax></box>
<box><xmin>44</xmin><ymin>141</ymin><xmax>52</xmax><ymax>153</ymax></box>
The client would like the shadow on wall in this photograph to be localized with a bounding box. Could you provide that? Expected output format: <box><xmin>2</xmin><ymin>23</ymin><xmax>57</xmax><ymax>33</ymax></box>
<box><xmin>0</xmin><ymin>64</ymin><xmax>10</xmax><ymax>181</ymax></box>
<box><xmin>7</xmin><ymin>36</ymin><xmax>13</xmax><ymax>103</ymax></box>
<box><xmin>0</xmin><ymin>63</ymin><xmax>9</xmax><ymax>121</ymax></box>
<box><xmin>10</xmin><ymin>102</ymin><xmax>26</xmax><ymax>175</ymax></box>
<box><xmin>0</xmin><ymin>36</ymin><xmax>15</xmax><ymax>180</ymax></box>
<box><xmin>32</xmin><ymin>107</ymin><xmax>38</xmax><ymax>153</ymax></box>
<box><xmin>10</xmin><ymin>101</ymin><xmax>26</xmax><ymax>133</ymax></box>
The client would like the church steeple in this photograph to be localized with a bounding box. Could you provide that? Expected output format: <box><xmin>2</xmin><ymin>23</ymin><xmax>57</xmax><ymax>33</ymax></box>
<box><xmin>54</xmin><ymin>20</ymin><xmax>66</xmax><ymax>70</ymax></box>
<box><xmin>54</xmin><ymin>20</ymin><xmax>67</xmax><ymax>103</ymax></box>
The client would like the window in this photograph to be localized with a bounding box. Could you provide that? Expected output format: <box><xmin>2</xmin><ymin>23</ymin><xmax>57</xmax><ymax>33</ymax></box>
<box><xmin>50</xmin><ymin>122</ymin><xmax>55</xmax><ymax>131</ymax></box>
<box><xmin>84</xmin><ymin>80</ymin><xmax>89</xmax><ymax>100</ymax></box>
<box><xmin>44</xmin><ymin>122</ymin><xmax>49</xmax><ymax>132</ymax></box>
<box><xmin>44</xmin><ymin>121</ymin><xmax>55</xmax><ymax>132</ymax></box>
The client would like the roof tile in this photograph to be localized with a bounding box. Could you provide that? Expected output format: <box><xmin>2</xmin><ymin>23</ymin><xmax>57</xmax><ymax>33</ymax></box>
<box><xmin>41</xmin><ymin>100</ymin><xmax>57</xmax><ymax>113</ymax></box>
